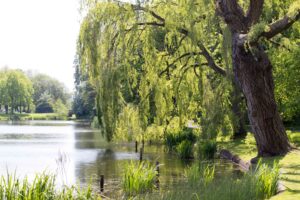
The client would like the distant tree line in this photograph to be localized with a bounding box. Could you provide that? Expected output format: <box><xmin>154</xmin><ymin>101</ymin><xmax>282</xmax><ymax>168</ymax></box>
<box><xmin>72</xmin><ymin>57</ymin><xmax>96</xmax><ymax>119</ymax></box>
<box><xmin>0</xmin><ymin>67</ymin><xmax>70</xmax><ymax>115</ymax></box>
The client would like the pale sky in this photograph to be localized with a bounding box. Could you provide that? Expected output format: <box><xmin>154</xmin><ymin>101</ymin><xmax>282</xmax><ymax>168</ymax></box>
<box><xmin>0</xmin><ymin>0</ymin><xmax>81</xmax><ymax>91</ymax></box>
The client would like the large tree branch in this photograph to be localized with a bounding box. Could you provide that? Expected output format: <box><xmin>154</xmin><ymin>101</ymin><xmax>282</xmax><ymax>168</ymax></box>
<box><xmin>246</xmin><ymin>0</ymin><xmax>264</xmax><ymax>27</ymax></box>
<box><xmin>215</xmin><ymin>0</ymin><xmax>247</xmax><ymax>32</ymax></box>
<box><xmin>238</xmin><ymin>9</ymin><xmax>300</xmax><ymax>46</ymax></box>
<box><xmin>261</xmin><ymin>11</ymin><xmax>300</xmax><ymax>39</ymax></box>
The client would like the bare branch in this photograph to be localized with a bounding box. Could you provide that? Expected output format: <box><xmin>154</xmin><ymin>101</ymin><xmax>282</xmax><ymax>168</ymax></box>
<box><xmin>197</xmin><ymin>43</ymin><xmax>226</xmax><ymax>76</ymax></box>
<box><xmin>136</xmin><ymin>22</ymin><xmax>165</xmax><ymax>27</ymax></box>
<box><xmin>133</xmin><ymin>5</ymin><xmax>165</xmax><ymax>22</ymax></box>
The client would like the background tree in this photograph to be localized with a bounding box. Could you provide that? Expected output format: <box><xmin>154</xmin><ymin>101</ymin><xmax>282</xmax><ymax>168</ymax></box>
<box><xmin>72</xmin><ymin>57</ymin><xmax>96</xmax><ymax>118</ymax></box>
<box><xmin>29</xmin><ymin>73</ymin><xmax>71</xmax><ymax>113</ymax></box>
<box><xmin>4</xmin><ymin>70</ymin><xmax>33</xmax><ymax>114</ymax></box>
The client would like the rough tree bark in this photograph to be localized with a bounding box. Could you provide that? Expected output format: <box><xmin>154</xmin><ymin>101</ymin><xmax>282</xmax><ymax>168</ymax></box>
<box><xmin>232</xmin><ymin>35</ymin><xmax>290</xmax><ymax>156</ymax></box>
<box><xmin>231</xmin><ymin>82</ymin><xmax>247</xmax><ymax>139</ymax></box>
<box><xmin>216</xmin><ymin>0</ymin><xmax>299</xmax><ymax>156</ymax></box>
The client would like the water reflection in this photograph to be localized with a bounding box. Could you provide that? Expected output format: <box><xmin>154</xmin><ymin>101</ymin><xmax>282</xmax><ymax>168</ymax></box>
<box><xmin>0</xmin><ymin>120</ymin><xmax>236</xmax><ymax>191</ymax></box>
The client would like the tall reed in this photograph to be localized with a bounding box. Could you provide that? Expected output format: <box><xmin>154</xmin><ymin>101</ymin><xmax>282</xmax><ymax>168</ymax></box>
<box><xmin>0</xmin><ymin>172</ymin><xmax>102</xmax><ymax>200</ymax></box>
<box><xmin>122</xmin><ymin>161</ymin><xmax>157</xmax><ymax>196</ymax></box>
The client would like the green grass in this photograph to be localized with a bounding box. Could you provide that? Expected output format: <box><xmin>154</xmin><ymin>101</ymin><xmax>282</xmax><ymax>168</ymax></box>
<box><xmin>0</xmin><ymin>172</ymin><xmax>102</xmax><ymax>200</ymax></box>
<box><xmin>122</xmin><ymin>161</ymin><xmax>157</xmax><ymax>196</ymax></box>
<box><xmin>0</xmin><ymin>113</ymin><xmax>68</xmax><ymax>121</ymax></box>
<box><xmin>138</xmin><ymin>162</ymin><xmax>279</xmax><ymax>200</ymax></box>
<box><xmin>176</xmin><ymin>140</ymin><xmax>194</xmax><ymax>159</ymax></box>
<box><xmin>220</xmin><ymin>130</ymin><xmax>300</xmax><ymax>200</ymax></box>
<box><xmin>185</xmin><ymin>162</ymin><xmax>215</xmax><ymax>186</ymax></box>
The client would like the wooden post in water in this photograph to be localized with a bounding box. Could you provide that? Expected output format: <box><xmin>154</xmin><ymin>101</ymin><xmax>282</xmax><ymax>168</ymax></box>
<box><xmin>100</xmin><ymin>175</ymin><xmax>104</xmax><ymax>193</ymax></box>
<box><xmin>156</xmin><ymin>161</ymin><xmax>160</xmax><ymax>175</ymax></box>
<box><xmin>139</xmin><ymin>147</ymin><xmax>143</xmax><ymax>162</ymax></box>
<box><xmin>155</xmin><ymin>161</ymin><xmax>160</xmax><ymax>189</ymax></box>
<box><xmin>135</xmin><ymin>141</ymin><xmax>138</xmax><ymax>153</ymax></box>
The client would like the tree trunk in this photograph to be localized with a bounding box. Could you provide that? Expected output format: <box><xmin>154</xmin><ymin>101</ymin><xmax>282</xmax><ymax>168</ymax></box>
<box><xmin>5</xmin><ymin>105</ymin><xmax>8</xmax><ymax>114</ymax></box>
<box><xmin>232</xmin><ymin>34</ymin><xmax>290</xmax><ymax>156</ymax></box>
<box><xmin>231</xmin><ymin>81</ymin><xmax>247</xmax><ymax>138</ymax></box>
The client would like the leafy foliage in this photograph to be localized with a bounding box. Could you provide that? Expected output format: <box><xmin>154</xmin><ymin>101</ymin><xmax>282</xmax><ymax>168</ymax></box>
<box><xmin>0</xmin><ymin>69</ymin><xmax>33</xmax><ymax>114</ymax></box>
<box><xmin>77</xmin><ymin>0</ymin><xmax>235</xmax><ymax>141</ymax></box>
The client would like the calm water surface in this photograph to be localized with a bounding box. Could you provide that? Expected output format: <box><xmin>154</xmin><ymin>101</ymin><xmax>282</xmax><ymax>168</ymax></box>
<box><xmin>0</xmin><ymin>120</ymin><xmax>236</xmax><ymax>192</ymax></box>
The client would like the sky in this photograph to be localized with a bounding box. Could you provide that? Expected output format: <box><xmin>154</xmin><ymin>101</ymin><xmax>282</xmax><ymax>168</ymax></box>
<box><xmin>0</xmin><ymin>0</ymin><xmax>81</xmax><ymax>91</ymax></box>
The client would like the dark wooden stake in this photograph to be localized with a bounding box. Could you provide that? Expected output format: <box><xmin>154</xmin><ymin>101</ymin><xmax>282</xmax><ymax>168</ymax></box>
<box><xmin>155</xmin><ymin>161</ymin><xmax>160</xmax><ymax>189</ymax></box>
<box><xmin>156</xmin><ymin>161</ymin><xmax>160</xmax><ymax>176</ymax></box>
<box><xmin>100</xmin><ymin>175</ymin><xmax>104</xmax><ymax>193</ymax></box>
<box><xmin>139</xmin><ymin>147</ymin><xmax>143</xmax><ymax>162</ymax></box>
<box><xmin>135</xmin><ymin>141</ymin><xmax>138</xmax><ymax>153</ymax></box>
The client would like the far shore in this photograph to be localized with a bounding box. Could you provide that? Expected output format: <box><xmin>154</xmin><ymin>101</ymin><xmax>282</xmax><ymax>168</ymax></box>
<box><xmin>0</xmin><ymin>113</ymin><xmax>73</xmax><ymax>121</ymax></box>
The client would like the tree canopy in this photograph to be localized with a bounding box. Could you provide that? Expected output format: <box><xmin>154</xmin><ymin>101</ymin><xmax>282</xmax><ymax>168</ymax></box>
<box><xmin>77</xmin><ymin>0</ymin><xmax>300</xmax><ymax>156</ymax></box>
<box><xmin>0</xmin><ymin>69</ymin><xmax>33</xmax><ymax>114</ymax></box>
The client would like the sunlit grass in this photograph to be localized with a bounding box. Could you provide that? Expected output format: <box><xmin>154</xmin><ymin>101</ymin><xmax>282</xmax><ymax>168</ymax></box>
<box><xmin>0</xmin><ymin>172</ymin><xmax>102</xmax><ymax>200</ymax></box>
<box><xmin>139</xmin><ymin>162</ymin><xmax>279</xmax><ymax>200</ymax></box>
<box><xmin>122</xmin><ymin>161</ymin><xmax>157</xmax><ymax>196</ymax></box>
<box><xmin>185</xmin><ymin>162</ymin><xmax>215</xmax><ymax>187</ymax></box>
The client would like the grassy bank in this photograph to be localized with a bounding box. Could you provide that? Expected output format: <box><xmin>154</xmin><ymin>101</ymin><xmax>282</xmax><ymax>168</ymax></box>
<box><xmin>134</xmin><ymin>130</ymin><xmax>300</xmax><ymax>200</ymax></box>
<box><xmin>219</xmin><ymin>131</ymin><xmax>300</xmax><ymax>200</ymax></box>
<box><xmin>0</xmin><ymin>113</ymin><xmax>69</xmax><ymax>121</ymax></box>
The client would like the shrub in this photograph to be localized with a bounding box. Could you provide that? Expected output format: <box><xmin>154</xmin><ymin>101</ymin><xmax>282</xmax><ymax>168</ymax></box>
<box><xmin>176</xmin><ymin>140</ymin><xmax>194</xmax><ymax>159</ymax></box>
<box><xmin>122</xmin><ymin>161</ymin><xmax>157</xmax><ymax>196</ymax></box>
<box><xmin>244</xmin><ymin>132</ymin><xmax>256</xmax><ymax>148</ymax></box>
<box><xmin>196</xmin><ymin>140</ymin><xmax>217</xmax><ymax>160</ymax></box>
<box><xmin>91</xmin><ymin>116</ymin><xmax>100</xmax><ymax>129</ymax></box>
<box><xmin>165</xmin><ymin>127</ymin><xmax>196</xmax><ymax>151</ymax></box>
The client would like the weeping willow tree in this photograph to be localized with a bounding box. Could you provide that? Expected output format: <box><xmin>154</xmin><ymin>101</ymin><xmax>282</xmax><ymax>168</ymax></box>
<box><xmin>77</xmin><ymin>0</ymin><xmax>300</xmax><ymax>157</ymax></box>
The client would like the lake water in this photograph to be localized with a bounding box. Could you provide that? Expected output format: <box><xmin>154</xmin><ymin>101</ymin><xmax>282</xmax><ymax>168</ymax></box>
<box><xmin>0</xmin><ymin>120</ymin><xmax>236</xmax><ymax>193</ymax></box>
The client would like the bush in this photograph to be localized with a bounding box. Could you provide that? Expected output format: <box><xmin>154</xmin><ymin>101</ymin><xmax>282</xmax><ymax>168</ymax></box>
<box><xmin>244</xmin><ymin>132</ymin><xmax>256</xmax><ymax>148</ymax></box>
<box><xmin>176</xmin><ymin>140</ymin><xmax>194</xmax><ymax>159</ymax></box>
<box><xmin>91</xmin><ymin>116</ymin><xmax>100</xmax><ymax>129</ymax></box>
<box><xmin>196</xmin><ymin>140</ymin><xmax>217</xmax><ymax>160</ymax></box>
<box><xmin>122</xmin><ymin>161</ymin><xmax>157</xmax><ymax>196</ymax></box>
<box><xmin>165</xmin><ymin>127</ymin><xmax>196</xmax><ymax>151</ymax></box>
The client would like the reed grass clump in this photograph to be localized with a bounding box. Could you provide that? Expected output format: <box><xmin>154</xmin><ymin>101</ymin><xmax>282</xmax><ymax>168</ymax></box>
<box><xmin>254</xmin><ymin>161</ymin><xmax>280</xmax><ymax>199</ymax></box>
<box><xmin>0</xmin><ymin>172</ymin><xmax>102</xmax><ymax>200</ymax></box>
<box><xmin>176</xmin><ymin>140</ymin><xmax>194</xmax><ymax>159</ymax></box>
<box><xmin>122</xmin><ymin>161</ymin><xmax>157</xmax><ymax>196</ymax></box>
<box><xmin>185</xmin><ymin>162</ymin><xmax>215</xmax><ymax>187</ymax></box>
<box><xmin>196</xmin><ymin>140</ymin><xmax>217</xmax><ymax>160</ymax></box>
<box><xmin>142</xmin><ymin>161</ymin><xmax>280</xmax><ymax>200</ymax></box>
